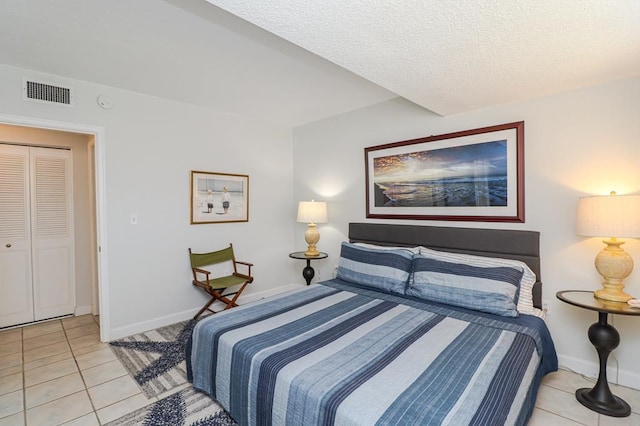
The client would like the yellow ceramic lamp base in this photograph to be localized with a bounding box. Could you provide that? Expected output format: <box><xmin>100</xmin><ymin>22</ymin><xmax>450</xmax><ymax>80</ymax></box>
<box><xmin>593</xmin><ymin>239</ymin><xmax>633</xmax><ymax>302</ymax></box>
<box><xmin>304</xmin><ymin>223</ymin><xmax>321</xmax><ymax>257</ymax></box>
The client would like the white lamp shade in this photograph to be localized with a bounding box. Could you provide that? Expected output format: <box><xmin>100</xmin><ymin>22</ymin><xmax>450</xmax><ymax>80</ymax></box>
<box><xmin>297</xmin><ymin>201</ymin><xmax>328</xmax><ymax>224</ymax></box>
<box><xmin>576</xmin><ymin>194</ymin><xmax>640</xmax><ymax>238</ymax></box>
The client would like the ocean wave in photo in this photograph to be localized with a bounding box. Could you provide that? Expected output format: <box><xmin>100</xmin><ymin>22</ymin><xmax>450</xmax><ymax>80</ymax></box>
<box><xmin>375</xmin><ymin>176</ymin><xmax>507</xmax><ymax>207</ymax></box>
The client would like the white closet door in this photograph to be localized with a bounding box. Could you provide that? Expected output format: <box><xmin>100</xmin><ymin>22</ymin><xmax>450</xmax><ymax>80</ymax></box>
<box><xmin>0</xmin><ymin>144</ymin><xmax>34</xmax><ymax>328</ymax></box>
<box><xmin>30</xmin><ymin>147</ymin><xmax>75</xmax><ymax>321</ymax></box>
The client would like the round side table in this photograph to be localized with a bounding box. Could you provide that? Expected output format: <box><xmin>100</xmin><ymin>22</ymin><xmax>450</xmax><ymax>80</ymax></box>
<box><xmin>289</xmin><ymin>251</ymin><xmax>328</xmax><ymax>285</ymax></box>
<box><xmin>556</xmin><ymin>290</ymin><xmax>640</xmax><ymax>417</ymax></box>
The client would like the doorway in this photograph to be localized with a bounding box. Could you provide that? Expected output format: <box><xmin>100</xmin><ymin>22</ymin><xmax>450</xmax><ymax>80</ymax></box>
<box><xmin>0</xmin><ymin>116</ymin><xmax>108</xmax><ymax>340</ymax></box>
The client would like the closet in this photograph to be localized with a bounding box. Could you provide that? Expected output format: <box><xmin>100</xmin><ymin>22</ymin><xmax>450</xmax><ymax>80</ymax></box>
<box><xmin>0</xmin><ymin>143</ymin><xmax>75</xmax><ymax>328</ymax></box>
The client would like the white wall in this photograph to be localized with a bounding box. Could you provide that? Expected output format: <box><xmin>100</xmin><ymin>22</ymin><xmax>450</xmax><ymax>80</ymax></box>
<box><xmin>0</xmin><ymin>64</ymin><xmax>301</xmax><ymax>339</ymax></box>
<box><xmin>292</xmin><ymin>77</ymin><xmax>640</xmax><ymax>389</ymax></box>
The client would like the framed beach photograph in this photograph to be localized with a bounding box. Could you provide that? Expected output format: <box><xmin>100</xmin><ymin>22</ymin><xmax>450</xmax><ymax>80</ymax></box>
<box><xmin>190</xmin><ymin>171</ymin><xmax>249</xmax><ymax>224</ymax></box>
<box><xmin>365</xmin><ymin>121</ymin><xmax>524</xmax><ymax>222</ymax></box>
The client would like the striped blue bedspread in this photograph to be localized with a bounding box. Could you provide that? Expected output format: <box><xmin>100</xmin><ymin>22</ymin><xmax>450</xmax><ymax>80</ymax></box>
<box><xmin>188</xmin><ymin>279</ymin><xmax>557</xmax><ymax>426</ymax></box>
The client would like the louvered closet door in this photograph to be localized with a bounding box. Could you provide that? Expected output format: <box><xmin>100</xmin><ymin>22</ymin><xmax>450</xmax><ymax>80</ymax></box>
<box><xmin>30</xmin><ymin>147</ymin><xmax>75</xmax><ymax>321</ymax></box>
<box><xmin>0</xmin><ymin>144</ymin><xmax>34</xmax><ymax>327</ymax></box>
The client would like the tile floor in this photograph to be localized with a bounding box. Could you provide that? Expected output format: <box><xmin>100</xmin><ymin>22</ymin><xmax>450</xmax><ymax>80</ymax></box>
<box><xmin>0</xmin><ymin>315</ymin><xmax>165</xmax><ymax>426</ymax></box>
<box><xmin>1</xmin><ymin>315</ymin><xmax>639</xmax><ymax>425</ymax></box>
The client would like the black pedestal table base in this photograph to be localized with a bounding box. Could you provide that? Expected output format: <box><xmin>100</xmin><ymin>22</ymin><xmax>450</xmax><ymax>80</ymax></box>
<box><xmin>575</xmin><ymin>312</ymin><xmax>630</xmax><ymax>417</ymax></box>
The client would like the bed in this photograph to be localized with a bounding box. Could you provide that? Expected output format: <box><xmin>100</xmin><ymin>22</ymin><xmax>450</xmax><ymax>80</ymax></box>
<box><xmin>187</xmin><ymin>223</ymin><xmax>557</xmax><ymax>425</ymax></box>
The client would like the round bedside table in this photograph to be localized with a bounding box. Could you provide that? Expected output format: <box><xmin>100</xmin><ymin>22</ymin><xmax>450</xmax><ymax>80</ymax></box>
<box><xmin>289</xmin><ymin>251</ymin><xmax>328</xmax><ymax>286</ymax></box>
<box><xmin>556</xmin><ymin>290</ymin><xmax>640</xmax><ymax>417</ymax></box>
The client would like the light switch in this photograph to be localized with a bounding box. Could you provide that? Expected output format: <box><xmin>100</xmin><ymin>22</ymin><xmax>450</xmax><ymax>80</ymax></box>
<box><xmin>130</xmin><ymin>213</ymin><xmax>138</xmax><ymax>225</ymax></box>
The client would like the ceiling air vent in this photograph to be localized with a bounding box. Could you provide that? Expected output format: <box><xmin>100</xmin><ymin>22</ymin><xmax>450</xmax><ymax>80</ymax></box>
<box><xmin>23</xmin><ymin>78</ymin><xmax>74</xmax><ymax>106</ymax></box>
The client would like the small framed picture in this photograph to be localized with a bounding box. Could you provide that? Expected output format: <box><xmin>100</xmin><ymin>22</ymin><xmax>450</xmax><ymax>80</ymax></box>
<box><xmin>190</xmin><ymin>171</ymin><xmax>249</xmax><ymax>224</ymax></box>
<box><xmin>365</xmin><ymin>121</ymin><xmax>524</xmax><ymax>222</ymax></box>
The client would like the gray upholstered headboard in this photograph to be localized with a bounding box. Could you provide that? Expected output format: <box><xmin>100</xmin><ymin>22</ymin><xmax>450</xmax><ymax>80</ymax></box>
<box><xmin>348</xmin><ymin>222</ymin><xmax>542</xmax><ymax>309</ymax></box>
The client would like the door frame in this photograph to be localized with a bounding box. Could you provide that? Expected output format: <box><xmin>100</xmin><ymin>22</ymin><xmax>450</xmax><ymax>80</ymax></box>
<box><xmin>0</xmin><ymin>113</ymin><xmax>110</xmax><ymax>341</ymax></box>
<box><xmin>88</xmin><ymin>140</ymin><xmax>99</xmax><ymax>316</ymax></box>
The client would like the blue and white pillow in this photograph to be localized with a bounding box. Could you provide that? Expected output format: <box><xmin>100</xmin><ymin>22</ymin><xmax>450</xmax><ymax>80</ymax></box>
<box><xmin>417</xmin><ymin>247</ymin><xmax>541</xmax><ymax>317</ymax></box>
<box><xmin>406</xmin><ymin>250</ymin><xmax>528</xmax><ymax>317</ymax></box>
<box><xmin>353</xmin><ymin>242</ymin><xmax>421</xmax><ymax>254</ymax></box>
<box><xmin>336</xmin><ymin>242</ymin><xmax>414</xmax><ymax>294</ymax></box>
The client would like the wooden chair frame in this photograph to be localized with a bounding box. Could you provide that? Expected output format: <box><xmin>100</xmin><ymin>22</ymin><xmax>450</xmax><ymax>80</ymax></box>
<box><xmin>188</xmin><ymin>244</ymin><xmax>254</xmax><ymax>319</ymax></box>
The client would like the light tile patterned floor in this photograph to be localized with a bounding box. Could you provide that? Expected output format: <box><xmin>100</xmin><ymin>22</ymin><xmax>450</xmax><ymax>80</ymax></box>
<box><xmin>1</xmin><ymin>315</ymin><xmax>639</xmax><ymax>425</ymax></box>
<box><xmin>0</xmin><ymin>315</ymin><xmax>158</xmax><ymax>426</ymax></box>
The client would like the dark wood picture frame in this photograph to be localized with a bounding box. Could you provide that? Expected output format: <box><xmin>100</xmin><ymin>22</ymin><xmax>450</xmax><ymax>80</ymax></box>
<box><xmin>365</xmin><ymin>121</ymin><xmax>524</xmax><ymax>222</ymax></box>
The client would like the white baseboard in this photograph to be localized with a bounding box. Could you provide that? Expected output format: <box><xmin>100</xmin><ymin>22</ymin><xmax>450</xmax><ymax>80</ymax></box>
<box><xmin>108</xmin><ymin>308</ymin><xmax>197</xmax><ymax>341</ymax></box>
<box><xmin>107</xmin><ymin>283</ymin><xmax>304</xmax><ymax>341</ymax></box>
<box><xmin>558</xmin><ymin>353</ymin><xmax>640</xmax><ymax>391</ymax></box>
<box><xmin>74</xmin><ymin>305</ymin><xmax>93</xmax><ymax>316</ymax></box>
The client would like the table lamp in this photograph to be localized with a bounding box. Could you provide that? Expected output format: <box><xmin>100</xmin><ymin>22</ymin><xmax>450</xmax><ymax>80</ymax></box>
<box><xmin>297</xmin><ymin>200</ymin><xmax>328</xmax><ymax>257</ymax></box>
<box><xmin>576</xmin><ymin>191</ymin><xmax>640</xmax><ymax>302</ymax></box>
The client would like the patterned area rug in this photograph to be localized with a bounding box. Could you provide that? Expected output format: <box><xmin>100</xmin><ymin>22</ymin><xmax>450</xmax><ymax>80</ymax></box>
<box><xmin>110</xmin><ymin>320</ymin><xmax>195</xmax><ymax>398</ymax></box>
<box><xmin>105</xmin><ymin>387</ymin><xmax>236</xmax><ymax>426</ymax></box>
<box><xmin>109</xmin><ymin>319</ymin><xmax>237</xmax><ymax>425</ymax></box>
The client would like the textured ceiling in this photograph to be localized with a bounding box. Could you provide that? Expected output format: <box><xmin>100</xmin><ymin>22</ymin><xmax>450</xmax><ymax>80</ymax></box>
<box><xmin>207</xmin><ymin>0</ymin><xmax>640</xmax><ymax>116</ymax></box>
<box><xmin>1</xmin><ymin>1</ymin><xmax>639</xmax><ymax>126</ymax></box>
